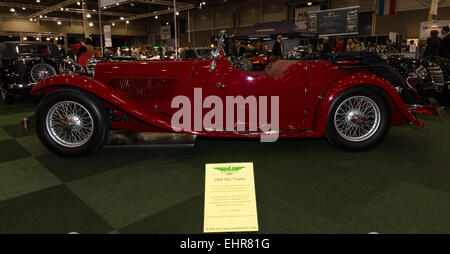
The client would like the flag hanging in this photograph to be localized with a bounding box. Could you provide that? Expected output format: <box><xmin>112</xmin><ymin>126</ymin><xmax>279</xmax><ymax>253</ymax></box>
<box><xmin>378</xmin><ymin>0</ymin><xmax>396</xmax><ymax>16</ymax></box>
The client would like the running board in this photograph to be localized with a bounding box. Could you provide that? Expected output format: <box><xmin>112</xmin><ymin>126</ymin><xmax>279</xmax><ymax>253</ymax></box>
<box><xmin>105</xmin><ymin>131</ymin><xmax>196</xmax><ymax>148</ymax></box>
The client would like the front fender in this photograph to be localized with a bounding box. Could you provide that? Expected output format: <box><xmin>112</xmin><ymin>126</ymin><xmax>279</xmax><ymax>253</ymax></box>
<box><xmin>313</xmin><ymin>72</ymin><xmax>428</xmax><ymax>135</ymax></box>
<box><xmin>31</xmin><ymin>74</ymin><xmax>175</xmax><ymax>132</ymax></box>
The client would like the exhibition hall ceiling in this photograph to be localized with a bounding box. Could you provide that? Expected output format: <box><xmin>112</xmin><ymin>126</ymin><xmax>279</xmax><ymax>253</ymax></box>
<box><xmin>0</xmin><ymin>0</ymin><xmax>211</xmax><ymax>22</ymax></box>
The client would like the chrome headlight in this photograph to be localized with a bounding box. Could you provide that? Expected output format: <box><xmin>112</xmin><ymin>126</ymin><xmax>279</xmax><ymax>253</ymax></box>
<box><xmin>411</xmin><ymin>66</ymin><xmax>427</xmax><ymax>80</ymax></box>
<box><xmin>85</xmin><ymin>58</ymin><xmax>100</xmax><ymax>77</ymax></box>
<box><xmin>59</xmin><ymin>58</ymin><xmax>85</xmax><ymax>75</ymax></box>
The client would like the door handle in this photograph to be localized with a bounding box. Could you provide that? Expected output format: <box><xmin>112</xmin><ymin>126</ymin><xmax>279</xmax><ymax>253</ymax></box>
<box><xmin>216</xmin><ymin>82</ymin><xmax>227</xmax><ymax>88</ymax></box>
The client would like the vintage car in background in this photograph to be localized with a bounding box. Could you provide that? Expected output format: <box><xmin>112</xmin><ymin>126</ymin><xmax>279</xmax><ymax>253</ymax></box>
<box><xmin>247</xmin><ymin>52</ymin><xmax>274</xmax><ymax>71</ymax></box>
<box><xmin>180</xmin><ymin>47</ymin><xmax>212</xmax><ymax>60</ymax></box>
<box><xmin>24</xmin><ymin>31</ymin><xmax>426</xmax><ymax>157</ymax></box>
<box><xmin>0</xmin><ymin>41</ymin><xmax>83</xmax><ymax>104</ymax></box>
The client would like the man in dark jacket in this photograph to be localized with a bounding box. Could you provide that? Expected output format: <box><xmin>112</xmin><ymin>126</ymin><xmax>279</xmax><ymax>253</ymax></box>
<box><xmin>424</xmin><ymin>30</ymin><xmax>441</xmax><ymax>57</ymax></box>
<box><xmin>439</xmin><ymin>26</ymin><xmax>450</xmax><ymax>58</ymax></box>
<box><xmin>272</xmin><ymin>35</ymin><xmax>284</xmax><ymax>61</ymax></box>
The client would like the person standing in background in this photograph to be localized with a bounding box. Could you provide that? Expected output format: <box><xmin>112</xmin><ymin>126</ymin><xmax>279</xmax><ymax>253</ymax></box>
<box><xmin>424</xmin><ymin>30</ymin><xmax>441</xmax><ymax>57</ymax></box>
<box><xmin>439</xmin><ymin>26</ymin><xmax>450</xmax><ymax>59</ymax></box>
<box><xmin>382</xmin><ymin>39</ymin><xmax>397</xmax><ymax>54</ymax></box>
<box><xmin>365</xmin><ymin>41</ymin><xmax>377</xmax><ymax>53</ymax></box>
<box><xmin>334</xmin><ymin>38</ymin><xmax>344</xmax><ymax>53</ymax></box>
<box><xmin>353</xmin><ymin>38</ymin><xmax>364</xmax><ymax>52</ymax></box>
<box><xmin>401</xmin><ymin>39</ymin><xmax>408</xmax><ymax>52</ymax></box>
<box><xmin>321</xmin><ymin>37</ymin><xmax>332</xmax><ymax>54</ymax></box>
<box><xmin>345</xmin><ymin>38</ymin><xmax>354</xmax><ymax>52</ymax></box>
<box><xmin>272</xmin><ymin>35</ymin><xmax>285</xmax><ymax>60</ymax></box>
<box><xmin>84</xmin><ymin>38</ymin><xmax>95</xmax><ymax>57</ymax></box>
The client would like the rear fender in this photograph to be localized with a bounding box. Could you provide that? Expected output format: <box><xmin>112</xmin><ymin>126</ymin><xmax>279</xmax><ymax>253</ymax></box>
<box><xmin>313</xmin><ymin>72</ymin><xmax>428</xmax><ymax>135</ymax></box>
<box><xmin>31</xmin><ymin>74</ymin><xmax>176</xmax><ymax>132</ymax></box>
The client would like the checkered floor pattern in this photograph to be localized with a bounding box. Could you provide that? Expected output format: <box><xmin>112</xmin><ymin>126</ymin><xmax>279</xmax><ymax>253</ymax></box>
<box><xmin>1</xmin><ymin>98</ymin><xmax>450</xmax><ymax>234</ymax></box>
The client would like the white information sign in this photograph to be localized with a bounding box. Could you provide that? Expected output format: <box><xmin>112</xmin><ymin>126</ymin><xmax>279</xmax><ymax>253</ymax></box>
<box><xmin>204</xmin><ymin>162</ymin><xmax>258</xmax><ymax>233</ymax></box>
<box><xmin>104</xmin><ymin>25</ymin><xmax>112</xmax><ymax>47</ymax></box>
<box><xmin>419</xmin><ymin>21</ymin><xmax>450</xmax><ymax>40</ymax></box>
<box><xmin>161</xmin><ymin>25</ymin><xmax>171</xmax><ymax>40</ymax></box>
<box><xmin>295</xmin><ymin>6</ymin><xmax>321</xmax><ymax>30</ymax></box>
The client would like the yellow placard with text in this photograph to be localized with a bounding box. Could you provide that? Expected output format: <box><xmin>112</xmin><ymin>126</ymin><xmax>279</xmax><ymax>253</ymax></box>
<box><xmin>204</xmin><ymin>162</ymin><xmax>258</xmax><ymax>233</ymax></box>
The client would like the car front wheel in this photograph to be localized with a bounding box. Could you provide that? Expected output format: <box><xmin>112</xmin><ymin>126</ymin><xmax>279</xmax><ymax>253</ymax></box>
<box><xmin>325</xmin><ymin>87</ymin><xmax>391</xmax><ymax>151</ymax></box>
<box><xmin>36</xmin><ymin>89</ymin><xmax>109</xmax><ymax>157</ymax></box>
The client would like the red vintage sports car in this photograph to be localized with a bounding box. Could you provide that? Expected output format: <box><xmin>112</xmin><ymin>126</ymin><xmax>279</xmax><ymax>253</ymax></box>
<box><xmin>26</xmin><ymin>31</ymin><xmax>426</xmax><ymax>157</ymax></box>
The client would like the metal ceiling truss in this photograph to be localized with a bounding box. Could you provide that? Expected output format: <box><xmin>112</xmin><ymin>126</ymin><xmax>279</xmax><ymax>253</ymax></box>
<box><xmin>64</xmin><ymin>8</ymin><xmax>131</xmax><ymax>17</ymax></box>
<box><xmin>135</xmin><ymin>0</ymin><xmax>194</xmax><ymax>8</ymax></box>
<box><xmin>109</xmin><ymin>4</ymin><xmax>193</xmax><ymax>23</ymax></box>
<box><xmin>28</xmin><ymin>0</ymin><xmax>79</xmax><ymax>19</ymax></box>
<box><xmin>20</xmin><ymin>0</ymin><xmax>196</xmax><ymax>23</ymax></box>
<box><xmin>0</xmin><ymin>31</ymin><xmax>65</xmax><ymax>37</ymax></box>
<box><xmin>0</xmin><ymin>2</ymin><xmax>46</xmax><ymax>10</ymax></box>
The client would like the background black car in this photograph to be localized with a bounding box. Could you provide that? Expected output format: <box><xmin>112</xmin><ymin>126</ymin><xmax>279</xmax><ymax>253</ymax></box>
<box><xmin>0</xmin><ymin>41</ymin><xmax>66</xmax><ymax>104</ymax></box>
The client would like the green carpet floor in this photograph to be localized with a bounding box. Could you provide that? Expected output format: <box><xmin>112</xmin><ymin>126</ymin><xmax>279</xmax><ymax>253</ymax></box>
<box><xmin>1</xmin><ymin>98</ymin><xmax>450</xmax><ymax>234</ymax></box>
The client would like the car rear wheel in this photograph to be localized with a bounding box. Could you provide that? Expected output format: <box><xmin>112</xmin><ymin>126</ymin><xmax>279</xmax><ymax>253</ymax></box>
<box><xmin>325</xmin><ymin>87</ymin><xmax>391</xmax><ymax>151</ymax></box>
<box><xmin>36</xmin><ymin>89</ymin><xmax>109</xmax><ymax>157</ymax></box>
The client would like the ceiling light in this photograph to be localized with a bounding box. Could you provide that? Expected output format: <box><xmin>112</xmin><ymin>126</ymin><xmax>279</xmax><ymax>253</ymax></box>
<box><xmin>60</xmin><ymin>7</ymin><xmax>64</xmax><ymax>11</ymax></box>
<box><xmin>89</xmin><ymin>22</ymin><xmax>94</xmax><ymax>27</ymax></box>
<box><xmin>176</xmin><ymin>11</ymin><xmax>179</xmax><ymax>15</ymax></box>
<box><xmin>29</xmin><ymin>18</ymin><xmax>33</xmax><ymax>21</ymax></box>
<box><xmin>10</xmin><ymin>8</ymin><xmax>15</xmax><ymax>12</ymax></box>
<box><xmin>36</xmin><ymin>37</ymin><xmax>40</xmax><ymax>41</ymax></box>
<box><xmin>155</xmin><ymin>16</ymin><xmax>158</xmax><ymax>19</ymax></box>
<box><xmin>86</xmin><ymin>14</ymin><xmax>91</xmax><ymax>18</ymax></box>
<box><xmin>23</xmin><ymin>37</ymin><xmax>27</xmax><ymax>41</ymax></box>
<box><xmin>22</xmin><ymin>7</ymin><xmax>26</xmax><ymax>10</ymax></box>
<box><xmin>36</xmin><ymin>0</ymin><xmax>40</xmax><ymax>2</ymax></box>
<box><xmin>39</xmin><ymin>15</ymin><xmax>43</xmax><ymax>18</ymax></box>
<box><xmin>112</xmin><ymin>22</ymin><xmax>115</xmax><ymax>26</ymax></box>
<box><xmin>46</xmin><ymin>37</ymin><xmax>50</xmax><ymax>41</ymax></box>
<box><xmin>77</xmin><ymin>1</ymin><xmax>81</xmax><ymax>6</ymax></box>
<box><xmin>93</xmin><ymin>9</ymin><xmax>96</xmax><ymax>12</ymax></box>
<box><xmin>125</xmin><ymin>20</ymin><xmax>129</xmax><ymax>24</ymax></box>
<box><xmin>120</xmin><ymin>17</ymin><xmax>124</xmax><ymax>20</ymax></box>
<box><xmin>57</xmin><ymin>21</ymin><xmax>62</xmax><ymax>25</ymax></box>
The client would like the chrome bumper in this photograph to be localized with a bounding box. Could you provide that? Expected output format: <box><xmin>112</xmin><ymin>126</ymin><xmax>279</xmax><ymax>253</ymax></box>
<box><xmin>406</xmin><ymin>104</ymin><xmax>446</xmax><ymax>116</ymax></box>
<box><xmin>8</xmin><ymin>83</ymin><xmax>37</xmax><ymax>90</ymax></box>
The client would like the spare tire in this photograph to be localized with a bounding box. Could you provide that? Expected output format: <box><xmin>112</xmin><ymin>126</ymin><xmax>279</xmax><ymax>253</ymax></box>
<box><xmin>30</xmin><ymin>62</ymin><xmax>57</xmax><ymax>83</ymax></box>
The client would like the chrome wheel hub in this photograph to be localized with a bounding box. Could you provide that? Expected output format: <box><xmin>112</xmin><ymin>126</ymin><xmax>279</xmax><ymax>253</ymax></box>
<box><xmin>334</xmin><ymin>96</ymin><xmax>381</xmax><ymax>142</ymax></box>
<box><xmin>46</xmin><ymin>101</ymin><xmax>94</xmax><ymax>148</ymax></box>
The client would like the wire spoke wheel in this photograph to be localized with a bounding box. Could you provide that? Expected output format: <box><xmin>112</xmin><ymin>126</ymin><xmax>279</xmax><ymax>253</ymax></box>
<box><xmin>30</xmin><ymin>63</ymin><xmax>57</xmax><ymax>83</ymax></box>
<box><xmin>46</xmin><ymin>101</ymin><xmax>94</xmax><ymax>148</ymax></box>
<box><xmin>333</xmin><ymin>96</ymin><xmax>381</xmax><ymax>142</ymax></box>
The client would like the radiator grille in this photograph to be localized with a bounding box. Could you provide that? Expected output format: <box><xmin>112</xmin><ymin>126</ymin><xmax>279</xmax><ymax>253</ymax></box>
<box><xmin>107</xmin><ymin>78</ymin><xmax>176</xmax><ymax>99</ymax></box>
<box><xmin>429</xmin><ymin>66</ymin><xmax>444</xmax><ymax>85</ymax></box>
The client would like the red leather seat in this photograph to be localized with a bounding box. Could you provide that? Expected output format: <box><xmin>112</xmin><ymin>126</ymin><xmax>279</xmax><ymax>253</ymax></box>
<box><xmin>264</xmin><ymin>60</ymin><xmax>298</xmax><ymax>78</ymax></box>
